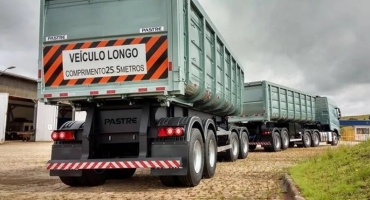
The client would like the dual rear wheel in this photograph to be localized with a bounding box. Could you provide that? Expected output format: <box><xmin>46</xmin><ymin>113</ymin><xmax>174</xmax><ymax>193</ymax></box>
<box><xmin>160</xmin><ymin>128</ymin><xmax>249</xmax><ymax>187</ymax></box>
<box><xmin>266</xmin><ymin>130</ymin><xmax>338</xmax><ymax>150</ymax></box>
<box><xmin>159</xmin><ymin>128</ymin><xmax>205</xmax><ymax>187</ymax></box>
<box><xmin>311</xmin><ymin>131</ymin><xmax>320</xmax><ymax>147</ymax></box>
<box><xmin>299</xmin><ymin>130</ymin><xmax>339</xmax><ymax>147</ymax></box>
<box><xmin>265</xmin><ymin>129</ymin><xmax>289</xmax><ymax>152</ymax></box>
<box><xmin>224</xmin><ymin>130</ymin><xmax>249</xmax><ymax>161</ymax></box>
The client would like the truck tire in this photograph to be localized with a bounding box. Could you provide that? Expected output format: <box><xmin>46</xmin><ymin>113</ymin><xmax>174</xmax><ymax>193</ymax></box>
<box><xmin>203</xmin><ymin>129</ymin><xmax>217</xmax><ymax>179</ymax></box>
<box><xmin>331</xmin><ymin>132</ymin><xmax>339</xmax><ymax>146</ymax></box>
<box><xmin>108</xmin><ymin>169</ymin><xmax>136</xmax><ymax>179</ymax></box>
<box><xmin>302</xmin><ymin>131</ymin><xmax>312</xmax><ymax>148</ymax></box>
<box><xmin>225</xmin><ymin>132</ymin><xmax>239</xmax><ymax>162</ymax></box>
<box><xmin>159</xmin><ymin>176</ymin><xmax>181</xmax><ymax>187</ymax></box>
<box><xmin>59</xmin><ymin>176</ymin><xmax>82</xmax><ymax>187</ymax></box>
<box><xmin>271</xmin><ymin>131</ymin><xmax>282</xmax><ymax>152</ymax></box>
<box><xmin>280</xmin><ymin>128</ymin><xmax>289</xmax><ymax>150</ymax></box>
<box><xmin>238</xmin><ymin>131</ymin><xmax>249</xmax><ymax>159</ymax></box>
<box><xmin>178</xmin><ymin>128</ymin><xmax>204</xmax><ymax>187</ymax></box>
<box><xmin>311</xmin><ymin>131</ymin><xmax>320</xmax><ymax>147</ymax></box>
<box><xmin>80</xmin><ymin>169</ymin><xmax>108</xmax><ymax>187</ymax></box>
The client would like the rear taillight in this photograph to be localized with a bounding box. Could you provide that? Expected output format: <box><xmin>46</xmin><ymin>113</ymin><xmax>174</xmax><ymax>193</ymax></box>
<box><xmin>262</xmin><ymin>130</ymin><xmax>271</xmax><ymax>135</ymax></box>
<box><xmin>51</xmin><ymin>132</ymin><xmax>59</xmax><ymax>140</ymax></box>
<box><xmin>51</xmin><ymin>131</ymin><xmax>75</xmax><ymax>141</ymax></box>
<box><xmin>158</xmin><ymin>127</ymin><xmax>184</xmax><ymax>137</ymax></box>
<box><xmin>174</xmin><ymin>127</ymin><xmax>183</xmax><ymax>136</ymax></box>
<box><xmin>166</xmin><ymin>127</ymin><xmax>174</xmax><ymax>136</ymax></box>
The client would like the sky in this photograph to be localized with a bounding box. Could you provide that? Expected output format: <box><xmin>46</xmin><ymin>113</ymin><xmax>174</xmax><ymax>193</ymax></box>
<box><xmin>0</xmin><ymin>0</ymin><xmax>369</xmax><ymax>116</ymax></box>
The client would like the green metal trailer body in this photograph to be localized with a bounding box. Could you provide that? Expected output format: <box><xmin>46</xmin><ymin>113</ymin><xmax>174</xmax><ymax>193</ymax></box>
<box><xmin>229</xmin><ymin>80</ymin><xmax>342</xmax><ymax>152</ymax></box>
<box><xmin>228</xmin><ymin>80</ymin><xmax>316</xmax><ymax>123</ymax></box>
<box><xmin>37</xmin><ymin>0</ymin><xmax>244</xmax><ymax>116</ymax></box>
<box><xmin>40</xmin><ymin>0</ymin><xmax>250</xmax><ymax>188</ymax></box>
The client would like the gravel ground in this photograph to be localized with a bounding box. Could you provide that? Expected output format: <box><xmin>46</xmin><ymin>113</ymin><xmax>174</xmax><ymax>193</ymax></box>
<box><xmin>0</xmin><ymin>141</ymin><xmax>339</xmax><ymax>200</ymax></box>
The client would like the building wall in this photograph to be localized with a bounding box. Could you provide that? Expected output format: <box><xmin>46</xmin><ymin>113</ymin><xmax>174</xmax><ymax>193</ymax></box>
<box><xmin>354</xmin><ymin>126</ymin><xmax>370</xmax><ymax>141</ymax></box>
<box><xmin>0</xmin><ymin>75</ymin><xmax>37</xmax><ymax>99</ymax></box>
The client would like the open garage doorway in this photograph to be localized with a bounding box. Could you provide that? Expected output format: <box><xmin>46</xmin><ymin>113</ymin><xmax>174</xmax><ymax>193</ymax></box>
<box><xmin>4</xmin><ymin>96</ymin><xmax>36</xmax><ymax>142</ymax></box>
<box><xmin>0</xmin><ymin>72</ymin><xmax>38</xmax><ymax>144</ymax></box>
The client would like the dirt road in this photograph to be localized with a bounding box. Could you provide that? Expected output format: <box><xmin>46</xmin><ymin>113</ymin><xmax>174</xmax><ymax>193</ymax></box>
<box><xmin>0</xmin><ymin>141</ymin><xmax>336</xmax><ymax>200</ymax></box>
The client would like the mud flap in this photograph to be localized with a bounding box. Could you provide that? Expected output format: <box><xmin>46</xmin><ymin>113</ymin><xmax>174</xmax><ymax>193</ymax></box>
<box><xmin>150</xmin><ymin>141</ymin><xmax>189</xmax><ymax>176</ymax></box>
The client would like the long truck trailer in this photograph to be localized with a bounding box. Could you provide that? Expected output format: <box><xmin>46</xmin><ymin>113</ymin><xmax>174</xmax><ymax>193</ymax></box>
<box><xmin>38</xmin><ymin>0</ymin><xmax>250</xmax><ymax>187</ymax></box>
<box><xmin>228</xmin><ymin>81</ymin><xmax>342</xmax><ymax>152</ymax></box>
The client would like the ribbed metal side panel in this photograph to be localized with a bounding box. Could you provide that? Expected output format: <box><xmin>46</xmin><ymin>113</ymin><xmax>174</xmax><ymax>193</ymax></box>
<box><xmin>177</xmin><ymin>0</ymin><xmax>244</xmax><ymax>116</ymax></box>
<box><xmin>230</xmin><ymin>81</ymin><xmax>316</xmax><ymax>123</ymax></box>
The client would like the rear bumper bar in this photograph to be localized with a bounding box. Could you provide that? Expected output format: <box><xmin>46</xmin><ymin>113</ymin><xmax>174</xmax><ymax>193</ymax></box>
<box><xmin>47</xmin><ymin>157</ymin><xmax>182</xmax><ymax>170</ymax></box>
<box><xmin>249</xmin><ymin>141</ymin><xmax>271</xmax><ymax>145</ymax></box>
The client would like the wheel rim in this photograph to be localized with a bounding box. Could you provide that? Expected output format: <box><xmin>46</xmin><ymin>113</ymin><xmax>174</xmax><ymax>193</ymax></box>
<box><xmin>333</xmin><ymin>133</ymin><xmax>337</xmax><ymax>143</ymax></box>
<box><xmin>209</xmin><ymin>139</ymin><xmax>216</xmax><ymax>168</ymax></box>
<box><xmin>242</xmin><ymin>135</ymin><xmax>248</xmax><ymax>153</ymax></box>
<box><xmin>275</xmin><ymin>134</ymin><xmax>281</xmax><ymax>149</ymax></box>
<box><xmin>232</xmin><ymin>137</ymin><xmax>238</xmax><ymax>155</ymax></box>
<box><xmin>314</xmin><ymin>133</ymin><xmax>319</xmax><ymax>144</ymax></box>
<box><xmin>193</xmin><ymin>140</ymin><xmax>202</xmax><ymax>174</ymax></box>
<box><xmin>304</xmin><ymin>133</ymin><xmax>310</xmax><ymax>145</ymax></box>
<box><xmin>283</xmin><ymin>132</ymin><xmax>289</xmax><ymax>146</ymax></box>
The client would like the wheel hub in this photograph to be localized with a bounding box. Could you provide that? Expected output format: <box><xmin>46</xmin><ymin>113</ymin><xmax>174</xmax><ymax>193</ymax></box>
<box><xmin>333</xmin><ymin>134</ymin><xmax>337</xmax><ymax>142</ymax></box>
<box><xmin>283</xmin><ymin>132</ymin><xmax>288</xmax><ymax>146</ymax></box>
<box><xmin>242</xmin><ymin>135</ymin><xmax>248</xmax><ymax>153</ymax></box>
<box><xmin>232</xmin><ymin>138</ymin><xmax>238</xmax><ymax>155</ymax></box>
<box><xmin>304</xmin><ymin>134</ymin><xmax>310</xmax><ymax>144</ymax></box>
<box><xmin>314</xmin><ymin>134</ymin><xmax>319</xmax><ymax>143</ymax></box>
<box><xmin>193</xmin><ymin>140</ymin><xmax>202</xmax><ymax>174</ymax></box>
<box><xmin>275</xmin><ymin>135</ymin><xmax>281</xmax><ymax>149</ymax></box>
<box><xmin>209</xmin><ymin>139</ymin><xmax>216</xmax><ymax>168</ymax></box>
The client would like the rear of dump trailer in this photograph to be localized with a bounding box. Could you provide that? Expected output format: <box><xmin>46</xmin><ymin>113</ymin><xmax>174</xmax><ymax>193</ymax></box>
<box><xmin>38</xmin><ymin>0</ymin><xmax>248</xmax><ymax>187</ymax></box>
<box><xmin>228</xmin><ymin>81</ymin><xmax>342</xmax><ymax>152</ymax></box>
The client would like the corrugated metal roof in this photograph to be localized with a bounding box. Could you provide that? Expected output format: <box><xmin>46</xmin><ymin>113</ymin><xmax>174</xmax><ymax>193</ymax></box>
<box><xmin>340</xmin><ymin>120</ymin><xmax>370</xmax><ymax>126</ymax></box>
<box><xmin>1</xmin><ymin>72</ymin><xmax>36</xmax><ymax>82</ymax></box>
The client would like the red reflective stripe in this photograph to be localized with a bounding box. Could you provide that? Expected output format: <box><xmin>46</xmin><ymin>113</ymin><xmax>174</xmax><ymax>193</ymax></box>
<box><xmin>138</xmin><ymin>88</ymin><xmax>147</xmax><ymax>92</ymax></box>
<box><xmin>156</xmin><ymin>87</ymin><xmax>165</xmax><ymax>91</ymax></box>
<box><xmin>47</xmin><ymin>160</ymin><xmax>181</xmax><ymax>170</ymax></box>
<box><xmin>90</xmin><ymin>91</ymin><xmax>99</xmax><ymax>95</ymax></box>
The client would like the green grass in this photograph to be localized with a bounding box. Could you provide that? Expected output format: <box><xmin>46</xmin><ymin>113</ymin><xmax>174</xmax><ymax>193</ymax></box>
<box><xmin>289</xmin><ymin>141</ymin><xmax>370</xmax><ymax>200</ymax></box>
